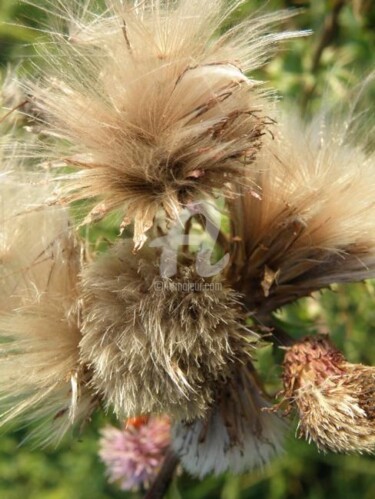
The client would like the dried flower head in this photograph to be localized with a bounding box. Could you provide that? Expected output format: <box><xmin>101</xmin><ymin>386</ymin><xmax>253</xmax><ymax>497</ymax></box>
<box><xmin>280</xmin><ymin>336</ymin><xmax>375</xmax><ymax>453</ymax></box>
<box><xmin>0</xmin><ymin>173</ymin><xmax>95</xmax><ymax>444</ymax></box>
<box><xmin>173</xmin><ymin>362</ymin><xmax>285</xmax><ymax>477</ymax></box>
<box><xmin>80</xmin><ymin>239</ymin><xmax>256</xmax><ymax>420</ymax></box>
<box><xmin>28</xmin><ymin>0</ymin><xmax>302</xmax><ymax>248</ymax></box>
<box><xmin>99</xmin><ymin>416</ymin><xmax>171</xmax><ymax>491</ymax></box>
<box><xmin>227</xmin><ymin>111</ymin><xmax>375</xmax><ymax>316</ymax></box>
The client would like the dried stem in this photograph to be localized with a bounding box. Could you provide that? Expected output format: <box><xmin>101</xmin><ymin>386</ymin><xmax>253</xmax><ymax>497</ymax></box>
<box><xmin>193</xmin><ymin>213</ymin><xmax>230</xmax><ymax>253</ymax></box>
<box><xmin>311</xmin><ymin>0</ymin><xmax>346</xmax><ymax>73</ymax></box>
<box><xmin>255</xmin><ymin>315</ymin><xmax>296</xmax><ymax>348</ymax></box>
<box><xmin>268</xmin><ymin>322</ymin><xmax>296</xmax><ymax>348</ymax></box>
<box><xmin>0</xmin><ymin>99</ymin><xmax>28</xmax><ymax>124</ymax></box>
<box><xmin>302</xmin><ymin>0</ymin><xmax>346</xmax><ymax>108</ymax></box>
<box><xmin>143</xmin><ymin>449</ymin><xmax>179</xmax><ymax>499</ymax></box>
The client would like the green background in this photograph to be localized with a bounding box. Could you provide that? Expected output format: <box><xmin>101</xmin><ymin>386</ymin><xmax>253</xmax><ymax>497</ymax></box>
<box><xmin>1</xmin><ymin>1</ymin><xmax>374</xmax><ymax>498</ymax></box>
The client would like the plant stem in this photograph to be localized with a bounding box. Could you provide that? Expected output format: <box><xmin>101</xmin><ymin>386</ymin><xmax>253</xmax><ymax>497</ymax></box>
<box><xmin>144</xmin><ymin>449</ymin><xmax>179</xmax><ymax>499</ymax></box>
<box><xmin>302</xmin><ymin>0</ymin><xmax>346</xmax><ymax>108</ymax></box>
<box><xmin>255</xmin><ymin>315</ymin><xmax>296</xmax><ymax>347</ymax></box>
<box><xmin>311</xmin><ymin>0</ymin><xmax>346</xmax><ymax>73</ymax></box>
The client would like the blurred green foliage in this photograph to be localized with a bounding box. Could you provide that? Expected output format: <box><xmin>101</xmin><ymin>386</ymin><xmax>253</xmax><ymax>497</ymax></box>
<box><xmin>0</xmin><ymin>1</ymin><xmax>374</xmax><ymax>498</ymax></box>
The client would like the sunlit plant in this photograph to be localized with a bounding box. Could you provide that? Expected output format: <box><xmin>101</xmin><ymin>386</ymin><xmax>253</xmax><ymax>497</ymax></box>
<box><xmin>0</xmin><ymin>1</ymin><xmax>374</xmax><ymax>497</ymax></box>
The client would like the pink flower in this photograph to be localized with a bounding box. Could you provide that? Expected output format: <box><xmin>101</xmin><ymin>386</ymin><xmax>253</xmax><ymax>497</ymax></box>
<box><xmin>99</xmin><ymin>416</ymin><xmax>171</xmax><ymax>491</ymax></box>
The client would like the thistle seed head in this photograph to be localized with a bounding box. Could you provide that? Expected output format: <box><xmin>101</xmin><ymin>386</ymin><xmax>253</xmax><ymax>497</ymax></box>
<box><xmin>28</xmin><ymin>0</ymin><xmax>303</xmax><ymax>248</ymax></box>
<box><xmin>80</xmin><ymin>240</ymin><xmax>257</xmax><ymax>420</ymax></box>
<box><xmin>0</xmin><ymin>173</ymin><xmax>96</xmax><ymax>445</ymax></box>
<box><xmin>227</xmin><ymin>111</ymin><xmax>375</xmax><ymax>315</ymax></box>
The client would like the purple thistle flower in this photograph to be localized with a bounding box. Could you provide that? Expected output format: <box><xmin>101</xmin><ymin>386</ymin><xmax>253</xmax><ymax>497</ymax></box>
<box><xmin>99</xmin><ymin>416</ymin><xmax>171</xmax><ymax>491</ymax></box>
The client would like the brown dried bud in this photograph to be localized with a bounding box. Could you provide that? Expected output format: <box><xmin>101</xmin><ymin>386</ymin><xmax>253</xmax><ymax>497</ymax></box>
<box><xmin>281</xmin><ymin>336</ymin><xmax>375</xmax><ymax>453</ymax></box>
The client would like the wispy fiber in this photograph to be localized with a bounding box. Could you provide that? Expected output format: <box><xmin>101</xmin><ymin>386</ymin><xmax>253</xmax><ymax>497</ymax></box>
<box><xmin>28</xmin><ymin>0</ymin><xmax>303</xmax><ymax>248</ymax></box>
<box><xmin>80</xmin><ymin>240</ymin><xmax>256</xmax><ymax>420</ymax></box>
<box><xmin>0</xmin><ymin>171</ymin><xmax>95</xmax><ymax>445</ymax></box>
<box><xmin>227</xmin><ymin>110</ymin><xmax>375</xmax><ymax>316</ymax></box>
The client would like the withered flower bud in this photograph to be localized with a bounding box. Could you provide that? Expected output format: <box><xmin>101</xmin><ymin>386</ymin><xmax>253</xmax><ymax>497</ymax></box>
<box><xmin>281</xmin><ymin>336</ymin><xmax>375</xmax><ymax>453</ymax></box>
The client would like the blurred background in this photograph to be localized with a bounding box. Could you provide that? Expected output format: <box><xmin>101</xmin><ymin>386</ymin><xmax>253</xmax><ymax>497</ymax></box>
<box><xmin>0</xmin><ymin>1</ymin><xmax>374</xmax><ymax>498</ymax></box>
